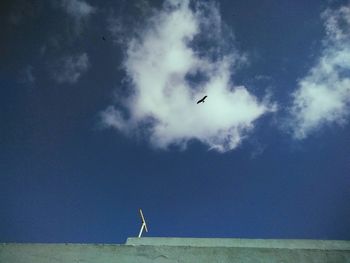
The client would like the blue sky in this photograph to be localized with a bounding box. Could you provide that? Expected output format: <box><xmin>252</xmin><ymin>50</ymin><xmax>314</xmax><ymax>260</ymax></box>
<box><xmin>1</xmin><ymin>0</ymin><xmax>350</xmax><ymax>243</ymax></box>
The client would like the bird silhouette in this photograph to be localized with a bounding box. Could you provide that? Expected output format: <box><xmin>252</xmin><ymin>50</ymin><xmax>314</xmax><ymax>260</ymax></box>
<box><xmin>197</xmin><ymin>95</ymin><xmax>207</xmax><ymax>104</ymax></box>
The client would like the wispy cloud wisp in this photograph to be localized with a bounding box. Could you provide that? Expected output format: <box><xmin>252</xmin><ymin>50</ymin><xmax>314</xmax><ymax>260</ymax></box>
<box><xmin>52</xmin><ymin>53</ymin><xmax>89</xmax><ymax>84</ymax></box>
<box><xmin>61</xmin><ymin>0</ymin><xmax>95</xmax><ymax>19</ymax></box>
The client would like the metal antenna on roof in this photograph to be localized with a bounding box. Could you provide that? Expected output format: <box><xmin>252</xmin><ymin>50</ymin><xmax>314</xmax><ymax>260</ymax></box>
<box><xmin>138</xmin><ymin>209</ymin><xmax>148</xmax><ymax>238</ymax></box>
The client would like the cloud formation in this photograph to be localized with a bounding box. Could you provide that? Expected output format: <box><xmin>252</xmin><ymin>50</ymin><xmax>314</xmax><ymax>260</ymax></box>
<box><xmin>52</xmin><ymin>53</ymin><xmax>89</xmax><ymax>84</ymax></box>
<box><xmin>61</xmin><ymin>0</ymin><xmax>95</xmax><ymax>31</ymax></box>
<box><xmin>289</xmin><ymin>5</ymin><xmax>350</xmax><ymax>139</ymax></box>
<box><xmin>102</xmin><ymin>0</ymin><xmax>274</xmax><ymax>152</ymax></box>
<box><xmin>61</xmin><ymin>0</ymin><xmax>95</xmax><ymax>19</ymax></box>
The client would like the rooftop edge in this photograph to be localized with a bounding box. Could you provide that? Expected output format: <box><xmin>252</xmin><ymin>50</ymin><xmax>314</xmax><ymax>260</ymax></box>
<box><xmin>126</xmin><ymin>237</ymin><xmax>350</xmax><ymax>250</ymax></box>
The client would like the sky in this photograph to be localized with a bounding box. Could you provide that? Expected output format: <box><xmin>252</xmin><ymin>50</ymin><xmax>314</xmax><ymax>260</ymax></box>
<box><xmin>1</xmin><ymin>0</ymin><xmax>350</xmax><ymax>243</ymax></box>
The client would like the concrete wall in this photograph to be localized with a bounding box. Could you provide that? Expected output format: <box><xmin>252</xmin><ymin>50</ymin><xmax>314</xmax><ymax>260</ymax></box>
<box><xmin>1</xmin><ymin>238</ymin><xmax>350</xmax><ymax>263</ymax></box>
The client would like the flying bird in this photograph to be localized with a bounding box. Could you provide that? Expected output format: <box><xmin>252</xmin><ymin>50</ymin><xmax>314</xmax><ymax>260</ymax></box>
<box><xmin>197</xmin><ymin>95</ymin><xmax>207</xmax><ymax>104</ymax></box>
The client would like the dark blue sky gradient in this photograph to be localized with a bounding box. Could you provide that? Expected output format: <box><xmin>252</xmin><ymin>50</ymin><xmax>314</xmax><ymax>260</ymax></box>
<box><xmin>1</xmin><ymin>0</ymin><xmax>349</xmax><ymax>243</ymax></box>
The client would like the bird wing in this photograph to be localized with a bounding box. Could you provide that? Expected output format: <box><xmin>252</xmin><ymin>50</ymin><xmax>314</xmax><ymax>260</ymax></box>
<box><xmin>196</xmin><ymin>96</ymin><xmax>207</xmax><ymax>104</ymax></box>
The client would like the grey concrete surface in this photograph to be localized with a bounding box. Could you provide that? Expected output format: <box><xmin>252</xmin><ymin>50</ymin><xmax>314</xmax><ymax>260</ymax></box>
<box><xmin>127</xmin><ymin>237</ymin><xmax>350</xmax><ymax>249</ymax></box>
<box><xmin>1</xmin><ymin>238</ymin><xmax>350</xmax><ymax>263</ymax></box>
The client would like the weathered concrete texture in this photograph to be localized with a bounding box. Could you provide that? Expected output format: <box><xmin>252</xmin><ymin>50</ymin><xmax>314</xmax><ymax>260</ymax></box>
<box><xmin>1</xmin><ymin>238</ymin><xmax>350</xmax><ymax>263</ymax></box>
<box><xmin>127</xmin><ymin>237</ymin><xmax>350</xmax><ymax>249</ymax></box>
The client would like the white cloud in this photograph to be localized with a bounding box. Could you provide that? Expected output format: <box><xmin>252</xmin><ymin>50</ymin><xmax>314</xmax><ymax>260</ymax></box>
<box><xmin>101</xmin><ymin>0</ymin><xmax>274</xmax><ymax>152</ymax></box>
<box><xmin>289</xmin><ymin>5</ymin><xmax>350</xmax><ymax>139</ymax></box>
<box><xmin>53</xmin><ymin>53</ymin><xmax>89</xmax><ymax>84</ymax></box>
